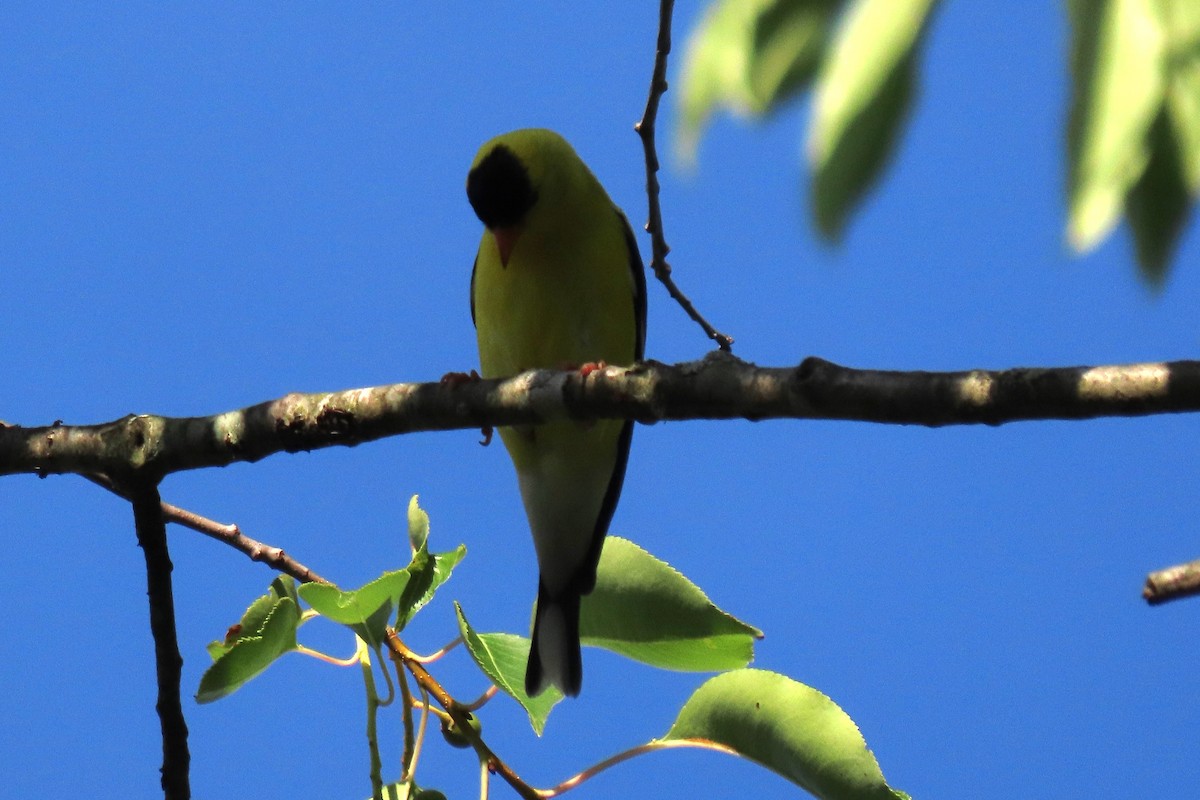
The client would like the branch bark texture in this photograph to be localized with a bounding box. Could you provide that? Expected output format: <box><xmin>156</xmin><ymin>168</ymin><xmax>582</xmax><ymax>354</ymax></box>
<box><xmin>129</xmin><ymin>480</ymin><xmax>191</xmax><ymax>799</ymax></box>
<box><xmin>2</xmin><ymin>354</ymin><xmax>1197</xmax><ymax>480</ymax></box>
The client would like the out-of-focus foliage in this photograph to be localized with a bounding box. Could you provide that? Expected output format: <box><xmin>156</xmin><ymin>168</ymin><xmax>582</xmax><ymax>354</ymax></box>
<box><xmin>679</xmin><ymin>0</ymin><xmax>1200</xmax><ymax>281</ymax></box>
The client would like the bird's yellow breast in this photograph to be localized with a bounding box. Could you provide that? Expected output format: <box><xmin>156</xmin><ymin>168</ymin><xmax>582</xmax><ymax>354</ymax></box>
<box><xmin>472</xmin><ymin>206</ymin><xmax>638</xmax><ymax>379</ymax></box>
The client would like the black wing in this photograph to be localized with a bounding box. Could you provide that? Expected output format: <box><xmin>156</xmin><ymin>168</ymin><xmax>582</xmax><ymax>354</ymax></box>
<box><xmin>572</xmin><ymin>206</ymin><xmax>647</xmax><ymax>596</ymax></box>
<box><xmin>469</xmin><ymin>253</ymin><xmax>478</xmax><ymax>328</ymax></box>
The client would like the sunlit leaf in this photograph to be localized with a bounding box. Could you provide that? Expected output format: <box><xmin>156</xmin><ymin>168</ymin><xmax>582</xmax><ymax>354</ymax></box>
<box><xmin>1066</xmin><ymin>0</ymin><xmax>1166</xmax><ymax>253</ymax></box>
<box><xmin>396</xmin><ymin>544</ymin><xmax>466</xmax><ymax>630</ymax></box>
<box><xmin>678</xmin><ymin>0</ymin><xmax>842</xmax><ymax>163</ymax></box>
<box><xmin>664</xmin><ymin>670</ymin><xmax>908</xmax><ymax>800</ymax></box>
<box><xmin>808</xmin><ymin>0</ymin><xmax>941</xmax><ymax>240</ymax></box>
<box><xmin>407</xmin><ymin>494</ymin><xmax>430</xmax><ymax>554</ymax></box>
<box><xmin>454</xmin><ymin>603</ymin><xmax>560</xmax><ymax>735</ymax></box>
<box><xmin>300</xmin><ymin>568</ymin><xmax>414</xmax><ymax>646</ymax></box>
<box><xmin>581</xmin><ymin>536</ymin><xmax>761</xmax><ymax>672</ymax></box>
<box><xmin>196</xmin><ymin>593</ymin><xmax>300</xmax><ymax>703</ymax></box>
<box><xmin>677</xmin><ymin>0</ymin><xmax>772</xmax><ymax>161</ymax></box>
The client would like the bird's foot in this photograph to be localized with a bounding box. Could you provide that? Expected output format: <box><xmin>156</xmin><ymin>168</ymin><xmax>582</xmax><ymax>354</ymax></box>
<box><xmin>439</xmin><ymin>370</ymin><xmax>491</xmax><ymax>445</ymax></box>
<box><xmin>440</xmin><ymin>369</ymin><xmax>481</xmax><ymax>385</ymax></box>
<box><xmin>577</xmin><ymin>360</ymin><xmax>607</xmax><ymax>378</ymax></box>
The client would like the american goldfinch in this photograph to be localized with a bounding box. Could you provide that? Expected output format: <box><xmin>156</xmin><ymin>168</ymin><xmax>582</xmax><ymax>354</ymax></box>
<box><xmin>467</xmin><ymin>129</ymin><xmax>647</xmax><ymax>697</ymax></box>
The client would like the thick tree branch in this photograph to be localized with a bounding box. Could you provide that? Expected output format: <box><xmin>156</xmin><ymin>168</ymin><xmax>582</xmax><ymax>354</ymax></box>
<box><xmin>1143</xmin><ymin>559</ymin><xmax>1200</xmax><ymax>605</ymax></box>
<box><xmin>128</xmin><ymin>479</ymin><xmax>190</xmax><ymax>799</ymax></box>
<box><xmin>3</xmin><ymin>355</ymin><xmax>1199</xmax><ymax>481</ymax></box>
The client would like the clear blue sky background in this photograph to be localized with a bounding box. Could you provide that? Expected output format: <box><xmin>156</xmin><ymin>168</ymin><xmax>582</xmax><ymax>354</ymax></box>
<box><xmin>3</xmin><ymin>3</ymin><xmax>1198</xmax><ymax>799</ymax></box>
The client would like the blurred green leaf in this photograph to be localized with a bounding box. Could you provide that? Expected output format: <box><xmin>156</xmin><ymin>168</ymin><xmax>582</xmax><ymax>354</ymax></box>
<box><xmin>581</xmin><ymin>536</ymin><xmax>762</xmax><ymax>672</ymax></box>
<box><xmin>454</xmin><ymin>603</ymin><xmax>560</xmax><ymax>735</ymax></box>
<box><xmin>664</xmin><ymin>670</ymin><xmax>908</xmax><ymax>800</ymax></box>
<box><xmin>197</xmin><ymin>588</ymin><xmax>300</xmax><ymax>703</ymax></box>
<box><xmin>1158</xmin><ymin>0</ymin><xmax>1200</xmax><ymax>191</ymax></box>
<box><xmin>750</xmin><ymin>0</ymin><xmax>842</xmax><ymax>111</ymax></box>
<box><xmin>1123</xmin><ymin>0</ymin><xmax>1200</xmax><ymax>282</ymax></box>
<box><xmin>808</xmin><ymin>0</ymin><xmax>940</xmax><ymax>240</ymax></box>
<box><xmin>678</xmin><ymin>0</ymin><xmax>844</xmax><ymax>163</ymax></box>
<box><xmin>1066</xmin><ymin>0</ymin><xmax>1166</xmax><ymax>253</ymax></box>
<box><xmin>678</xmin><ymin>0</ymin><xmax>770</xmax><ymax>161</ymax></box>
<box><xmin>1126</xmin><ymin>108</ymin><xmax>1191</xmax><ymax>282</ymax></box>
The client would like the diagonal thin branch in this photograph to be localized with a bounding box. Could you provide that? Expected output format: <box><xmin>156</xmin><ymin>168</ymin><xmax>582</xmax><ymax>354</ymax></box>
<box><xmin>635</xmin><ymin>0</ymin><xmax>734</xmax><ymax>351</ymax></box>
<box><xmin>85</xmin><ymin>473</ymin><xmax>329</xmax><ymax>584</ymax></box>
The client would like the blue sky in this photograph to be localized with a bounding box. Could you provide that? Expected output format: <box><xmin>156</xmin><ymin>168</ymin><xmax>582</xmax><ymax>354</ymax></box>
<box><xmin>3</xmin><ymin>3</ymin><xmax>1199</xmax><ymax>799</ymax></box>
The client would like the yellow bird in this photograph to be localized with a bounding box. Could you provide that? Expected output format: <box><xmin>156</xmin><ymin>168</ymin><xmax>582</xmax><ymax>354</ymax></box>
<box><xmin>467</xmin><ymin>129</ymin><xmax>647</xmax><ymax>697</ymax></box>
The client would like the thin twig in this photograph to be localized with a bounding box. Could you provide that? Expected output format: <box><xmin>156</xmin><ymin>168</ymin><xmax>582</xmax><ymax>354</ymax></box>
<box><xmin>129</xmin><ymin>478</ymin><xmax>191</xmax><ymax>799</ymax></box>
<box><xmin>635</xmin><ymin>0</ymin><xmax>734</xmax><ymax>351</ymax></box>
<box><xmin>408</xmin><ymin>685</ymin><xmax>432</xmax><ymax>781</ymax></box>
<box><xmin>407</xmin><ymin>637</ymin><xmax>463</xmax><ymax>663</ymax></box>
<box><xmin>463</xmin><ymin>684</ymin><xmax>499</xmax><ymax>713</ymax></box>
<box><xmin>1144</xmin><ymin>557</ymin><xmax>1200</xmax><ymax>604</ymax></box>
<box><xmin>398</xmin><ymin>663</ymin><xmax>417</xmax><ymax>781</ymax></box>
<box><xmin>544</xmin><ymin>738</ymin><xmax>738</xmax><ymax>797</ymax></box>
<box><xmin>85</xmin><ymin>473</ymin><xmax>329</xmax><ymax>584</ymax></box>
<box><xmin>295</xmin><ymin>644</ymin><xmax>360</xmax><ymax>667</ymax></box>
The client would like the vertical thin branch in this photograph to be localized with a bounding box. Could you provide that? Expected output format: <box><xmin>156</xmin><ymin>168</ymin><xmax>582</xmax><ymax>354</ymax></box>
<box><xmin>397</xmin><ymin>664</ymin><xmax>416</xmax><ymax>781</ymax></box>
<box><xmin>130</xmin><ymin>479</ymin><xmax>191</xmax><ymax>799</ymax></box>
<box><xmin>635</xmin><ymin>0</ymin><xmax>734</xmax><ymax>351</ymax></box>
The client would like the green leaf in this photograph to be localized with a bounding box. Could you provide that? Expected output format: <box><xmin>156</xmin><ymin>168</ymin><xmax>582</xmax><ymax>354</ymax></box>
<box><xmin>407</xmin><ymin>494</ymin><xmax>430</xmax><ymax>554</ymax></box>
<box><xmin>664</xmin><ymin>670</ymin><xmax>908</xmax><ymax>800</ymax></box>
<box><xmin>1126</xmin><ymin>108</ymin><xmax>1191</xmax><ymax>282</ymax></box>
<box><xmin>367</xmin><ymin>781</ymin><xmax>422</xmax><ymax>800</ymax></box>
<box><xmin>580</xmin><ymin>536</ymin><xmax>762</xmax><ymax>672</ymax></box>
<box><xmin>1158</xmin><ymin>0</ymin><xmax>1200</xmax><ymax>191</ymax></box>
<box><xmin>395</xmin><ymin>544</ymin><xmax>466</xmax><ymax>631</ymax></box>
<box><xmin>1066</xmin><ymin>0</ymin><xmax>1166</xmax><ymax>253</ymax></box>
<box><xmin>1136</xmin><ymin>0</ymin><xmax>1200</xmax><ymax>281</ymax></box>
<box><xmin>300</xmin><ymin>568</ymin><xmax>415</xmax><ymax>646</ymax></box>
<box><xmin>677</xmin><ymin>0</ymin><xmax>842</xmax><ymax>163</ymax></box>
<box><xmin>196</xmin><ymin>594</ymin><xmax>300</xmax><ymax>703</ymax></box>
<box><xmin>677</xmin><ymin>0</ymin><xmax>771</xmax><ymax>161</ymax></box>
<box><xmin>454</xmin><ymin>603</ymin><xmax>560</xmax><ymax>735</ymax></box>
<box><xmin>749</xmin><ymin>0</ymin><xmax>841</xmax><ymax>112</ymax></box>
<box><xmin>203</xmin><ymin>575</ymin><xmax>298</xmax><ymax>661</ymax></box>
<box><xmin>808</xmin><ymin>0</ymin><xmax>940</xmax><ymax>241</ymax></box>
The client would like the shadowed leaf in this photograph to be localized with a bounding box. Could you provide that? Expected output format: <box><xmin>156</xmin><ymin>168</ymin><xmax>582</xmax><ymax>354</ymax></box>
<box><xmin>1066</xmin><ymin>0</ymin><xmax>1165</xmax><ymax>253</ymax></box>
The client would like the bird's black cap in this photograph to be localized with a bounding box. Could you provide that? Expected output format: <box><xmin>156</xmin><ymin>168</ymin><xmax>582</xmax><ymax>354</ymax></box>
<box><xmin>467</xmin><ymin>144</ymin><xmax>538</xmax><ymax>230</ymax></box>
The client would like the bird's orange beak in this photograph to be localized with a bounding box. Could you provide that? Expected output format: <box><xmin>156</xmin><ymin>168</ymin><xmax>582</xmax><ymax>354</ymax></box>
<box><xmin>493</xmin><ymin>226</ymin><xmax>520</xmax><ymax>268</ymax></box>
